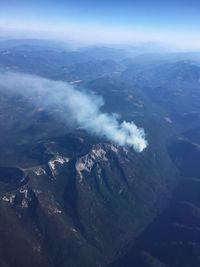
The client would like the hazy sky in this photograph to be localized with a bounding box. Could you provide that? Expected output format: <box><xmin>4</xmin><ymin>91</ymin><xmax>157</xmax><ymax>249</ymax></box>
<box><xmin>0</xmin><ymin>0</ymin><xmax>200</xmax><ymax>49</ymax></box>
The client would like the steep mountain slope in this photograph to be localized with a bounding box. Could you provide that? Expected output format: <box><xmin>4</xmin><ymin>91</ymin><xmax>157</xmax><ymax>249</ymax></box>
<box><xmin>109</xmin><ymin>60</ymin><xmax>200</xmax><ymax>267</ymax></box>
<box><xmin>0</xmin><ymin>129</ymin><xmax>177</xmax><ymax>267</ymax></box>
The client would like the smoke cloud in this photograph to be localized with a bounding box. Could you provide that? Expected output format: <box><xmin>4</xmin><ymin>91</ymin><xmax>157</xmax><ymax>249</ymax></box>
<box><xmin>0</xmin><ymin>71</ymin><xmax>148</xmax><ymax>152</ymax></box>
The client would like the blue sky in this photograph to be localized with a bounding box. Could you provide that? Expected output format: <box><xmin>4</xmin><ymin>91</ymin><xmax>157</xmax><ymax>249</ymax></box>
<box><xmin>0</xmin><ymin>0</ymin><xmax>200</xmax><ymax>49</ymax></box>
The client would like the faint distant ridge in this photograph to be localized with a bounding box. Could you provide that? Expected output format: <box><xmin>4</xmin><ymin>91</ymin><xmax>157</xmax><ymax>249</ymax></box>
<box><xmin>0</xmin><ymin>38</ymin><xmax>73</xmax><ymax>51</ymax></box>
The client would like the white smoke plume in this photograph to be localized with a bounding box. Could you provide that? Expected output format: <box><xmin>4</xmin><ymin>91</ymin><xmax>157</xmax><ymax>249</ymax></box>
<box><xmin>0</xmin><ymin>71</ymin><xmax>148</xmax><ymax>152</ymax></box>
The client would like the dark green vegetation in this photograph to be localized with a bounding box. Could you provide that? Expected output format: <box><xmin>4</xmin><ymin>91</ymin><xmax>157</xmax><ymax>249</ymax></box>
<box><xmin>0</xmin><ymin>40</ymin><xmax>200</xmax><ymax>266</ymax></box>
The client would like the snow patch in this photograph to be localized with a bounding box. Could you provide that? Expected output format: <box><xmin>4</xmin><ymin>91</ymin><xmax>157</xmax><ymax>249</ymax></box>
<box><xmin>2</xmin><ymin>194</ymin><xmax>15</xmax><ymax>204</ymax></box>
<box><xmin>76</xmin><ymin>145</ymin><xmax>108</xmax><ymax>180</ymax></box>
<box><xmin>165</xmin><ymin>117</ymin><xmax>172</xmax><ymax>123</ymax></box>
<box><xmin>48</xmin><ymin>155</ymin><xmax>70</xmax><ymax>176</ymax></box>
<box><xmin>34</xmin><ymin>167</ymin><xmax>46</xmax><ymax>176</ymax></box>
